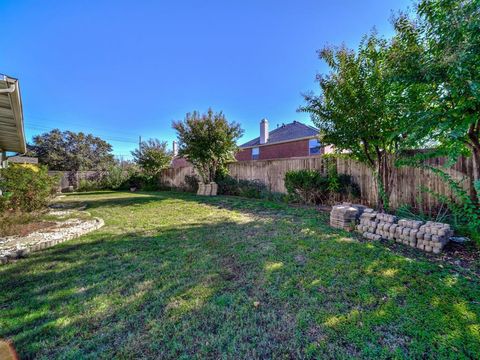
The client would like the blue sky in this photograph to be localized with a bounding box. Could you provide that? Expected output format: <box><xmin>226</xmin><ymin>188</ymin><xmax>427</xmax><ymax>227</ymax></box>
<box><xmin>0</xmin><ymin>0</ymin><xmax>411</xmax><ymax>159</ymax></box>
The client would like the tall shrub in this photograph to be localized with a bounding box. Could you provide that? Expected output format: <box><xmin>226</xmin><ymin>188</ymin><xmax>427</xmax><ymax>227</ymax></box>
<box><xmin>391</xmin><ymin>0</ymin><xmax>480</xmax><ymax>204</ymax></box>
<box><xmin>0</xmin><ymin>165</ymin><xmax>59</xmax><ymax>212</ymax></box>
<box><xmin>284</xmin><ymin>168</ymin><xmax>359</xmax><ymax>205</ymax></box>
<box><xmin>131</xmin><ymin>138</ymin><xmax>172</xmax><ymax>176</ymax></box>
<box><xmin>300</xmin><ymin>32</ymin><xmax>421</xmax><ymax>210</ymax></box>
<box><xmin>172</xmin><ymin>109</ymin><xmax>243</xmax><ymax>184</ymax></box>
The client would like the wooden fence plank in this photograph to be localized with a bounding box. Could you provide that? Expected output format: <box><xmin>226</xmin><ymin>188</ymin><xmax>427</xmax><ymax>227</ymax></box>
<box><xmin>159</xmin><ymin>155</ymin><xmax>472</xmax><ymax>211</ymax></box>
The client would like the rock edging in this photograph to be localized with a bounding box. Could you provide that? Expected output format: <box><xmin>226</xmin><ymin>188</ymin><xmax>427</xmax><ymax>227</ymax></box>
<box><xmin>0</xmin><ymin>217</ymin><xmax>105</xmax><ymax>265</ymax></box>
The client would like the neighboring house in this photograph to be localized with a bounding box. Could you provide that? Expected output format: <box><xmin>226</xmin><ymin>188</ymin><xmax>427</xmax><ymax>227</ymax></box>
<box><xmin>0</xmin><ymin>74</ymin><xmax>26</xmax><ymax>168</ymax></box>
<box><xmin>236</xmin><ymin>119</ymin><xmax>324</xmax><ymax>161</ymax></box>
<box><xmin>7</xmin><ymin>156</ymin><xmax>38</xmax><ymax>165</ymax></box>
<box><xmin>170</xmin><ymin>141</ymin><xmax>190</xmax><ymax>168</ymax></box>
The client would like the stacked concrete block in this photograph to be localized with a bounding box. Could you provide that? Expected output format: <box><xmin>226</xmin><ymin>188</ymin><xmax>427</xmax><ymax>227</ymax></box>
<box><xmin>416</xmin><ymin>221</ymin><xmax>453</xmax><ymax>254</ymax></box>
<box><xmin>374</xmin><ymin>213</ymin><xmax>398</xmax><ymax>240</ymax></box>
<box><xmin>392</xmin><ymin>219</ymin><xmax>424</xmax><ymax>248</ymax></box>
<box><xmin>330</xmin><ymin>204</ymin><xmax>360</xmax><ymax>231</ymax></box>
<box><xmin>356</xmin><ymin>209</ymin><xmax>381</xmax><ymax>240</ymax></box>
<box><xmin>333</xmin><ymin>203</ymin><xmax>454</xmax><ymax>253</ymax></box>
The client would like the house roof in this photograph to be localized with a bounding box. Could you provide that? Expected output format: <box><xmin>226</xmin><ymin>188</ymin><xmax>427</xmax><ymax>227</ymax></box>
<box><xmin>240</xmin><ymin>121</ymin><xmax>319</xmax><ymax>148</ymax></box>
<box><xmin>0</xmin><ymin>75</ymin><xmax>26</xmax><ymax>153</ymax></box>
<box><xmin>7</xmin><ymin>156</ymin><xmax>38</xmax><ymax>164</ymax></box>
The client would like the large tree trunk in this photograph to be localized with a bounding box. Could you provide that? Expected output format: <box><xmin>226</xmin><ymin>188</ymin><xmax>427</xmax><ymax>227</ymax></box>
<box><xmin>471</xmin><ymin>145</ymin><xmax>480</xmax><ymax>204</ymax></box>
<box><xmin>374</xmin><ymin>150</ymin><xmax>394</xmax><ymax>211</ymax></box>
<box><xmin>467</xmin><ymin>120</ymin><xmax>480</xmax><ymax>204</ymax></box>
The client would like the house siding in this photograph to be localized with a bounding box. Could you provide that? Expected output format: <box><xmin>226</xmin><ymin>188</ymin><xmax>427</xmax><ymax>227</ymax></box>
<box><xmin>236</xmin><ymin>139</ymin><xmax>323</xmax><ymax>161</ymax></box>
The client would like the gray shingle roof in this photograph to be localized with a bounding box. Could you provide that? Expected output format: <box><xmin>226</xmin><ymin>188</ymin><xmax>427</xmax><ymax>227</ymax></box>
<box><xmin>240</xmin><ymin>121</ymin><xmax>319</xmax><ymax>148</ymax></box>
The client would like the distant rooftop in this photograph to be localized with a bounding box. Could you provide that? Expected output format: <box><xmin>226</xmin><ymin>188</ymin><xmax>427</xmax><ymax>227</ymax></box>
<box><xmin>240</xmin><ymin>121</ymin><xmax>318</xmax><ymax>148</ymax></box>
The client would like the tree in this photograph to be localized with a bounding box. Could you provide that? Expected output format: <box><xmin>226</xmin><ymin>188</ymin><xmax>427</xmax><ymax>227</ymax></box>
<box><xmin>300</xmin><ymin>33</ymin><xmax>419</xmax><ymax>210</ymax></box>
<box><xmin>30</xmin><ymin>129</ymin><xmax>114</xmax><ymax>171</ymax></box>
<box><xmin>131</xmin><ymin>138</ymin><xmax>172</xmax><ymax>176</ymax></box>
<box><xmin>172</xmin><ymin>109</ymin><xmax>243</xmax><ymax>184</ymax></box>
<box><xmin>392</xmin><ymin>0</ymin><xmax>480</xmax><ymax>202</ymax></box>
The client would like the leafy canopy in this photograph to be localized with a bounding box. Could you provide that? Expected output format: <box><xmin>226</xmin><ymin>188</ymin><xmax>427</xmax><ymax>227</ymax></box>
<box><xmin>131</xmin><ymin>138</ymin><xmax>172</xmax><ymax>176</ymax></box>
<box><xmin>29</xmin><ymin>129</ymin><xmax>114</xmax><ymax>171</ymax></box>
<box><xmin>392</xmin><ymin>0</ymin><xmax>480</xmax><ymax>201</ymax></box>
<box><xmin>172</xmin><ymin>109</ymin><xmax>243</xmax><ymax>183</ymax></box>
<box><xmin>300</xmin><ymin>33</ymin><xmax>421</xmax><ymax>209</ymax></box>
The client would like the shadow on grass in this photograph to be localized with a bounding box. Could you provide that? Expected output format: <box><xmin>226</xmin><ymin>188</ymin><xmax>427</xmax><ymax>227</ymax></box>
<box><xmin>0</xmin><ymin>198</ymin><xmax>479</xmax><ymax>359</ymax></box>
<box><xmin>61</xmin><ymin>190</ymin><xmax>328</xmax><ymax>225</ymax></box>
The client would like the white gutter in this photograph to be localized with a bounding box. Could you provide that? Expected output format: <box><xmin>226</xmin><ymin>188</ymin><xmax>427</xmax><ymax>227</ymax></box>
<box><xmin>0</xmin><ymin>84</ymin><xmax>15</xmax><ymax>93</ymax></box>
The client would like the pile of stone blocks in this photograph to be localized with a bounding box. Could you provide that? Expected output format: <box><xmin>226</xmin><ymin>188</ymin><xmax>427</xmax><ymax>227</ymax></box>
<box><xmin>374</xmin><ymin>213</ymin><xmax>398</xmax><ymax>240</ymax></box>
<box><xmin>330</xmin><ymin>203</ymin><xmax>367</xmax><ymax>231</ymax></box>
<box><xmin>392</xmin><ymin>219</ymin><xmax>424</xmax><ymax>248</ymax></box>
<box><xmin>330</xmin><ymin>204</ymin><xmax>360</xmax><ymax>231</ymax></box>
<box><xmin>333</xmin><ymin>203</ymin><xmax>454</xmax><ymax>254</ymax></box>
<box><xmin>416</xmin><ymin>222</ymin><xmax>453</xmax><ymax>254</ymax></box>
<box><xmin>354</xmin><ymin>211</ymin><xmax>453</xmax><ymax>253</ymax></box>
<box><xmin>356</xmin><ymin>209</ymin><xmax>381</xmax><ymax>240</ymax></box>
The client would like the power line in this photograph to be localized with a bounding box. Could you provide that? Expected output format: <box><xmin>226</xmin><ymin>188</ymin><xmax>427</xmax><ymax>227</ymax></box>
<box><xmin>24</xmin><ymin>114</ymin><xmax>140</xmax><ymax>137</ymax></box>
<box><xmin>24</xmin><ymin>124</ymin><xmax>139</xmax><ymax>145</ymax></box>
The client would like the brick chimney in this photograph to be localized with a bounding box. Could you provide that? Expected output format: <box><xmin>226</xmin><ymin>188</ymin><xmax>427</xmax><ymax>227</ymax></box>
<box><xmin>172</xmin><ymin>141</ymin><xmax>178</xmax><ymax>157</ymax></box>
<box><xmin>260</xmin><ymin>118</ymin><xmax>269</xmax><ymax>144</ymax></box>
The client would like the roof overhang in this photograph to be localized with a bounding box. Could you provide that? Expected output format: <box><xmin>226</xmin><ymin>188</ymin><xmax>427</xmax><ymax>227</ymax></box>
<box><xmin>0</xmin><ymin>75</ymin><xmax>26</xmax><ymax>153</ymax></box>
<box><xmin>239</xmin><ymin>135</ymin><xmax>318</xmax><ymax>150</ymax></box>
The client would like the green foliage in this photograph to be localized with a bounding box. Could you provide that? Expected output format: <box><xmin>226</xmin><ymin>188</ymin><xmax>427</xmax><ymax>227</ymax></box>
<box><xmin>284</xmin><ymin>168</ymin><xmax>359</xmax><ymax>205</ymax></box>
<box><xmin>131</xmin><ymin>138</ymin><xmax>172</xmax><ymax>176</ymax></box>
<box><xmin>301</xmin><ymin>0</ymin><xmax>480</xmax><ymax>208</ymax></box>
<box><xmin>392</xmin><ymin>0</ymin><xmax>480</xmax><ymax>201</ymax></box>
<box><xmin>29</xmin><ymin>129</ymin><xmax>114</xmax><ymax>171</ymax></box>
<box><xmin>127</xmin><ymin>173</ymin><xmax>159</xmax><ymax>191</ymax></box>
<box><xmin>300</xmin><ymin>33</ymin><xmax>418</xmax><ymax>209</ymax></box>
<box><xmin>172</xmin><ymin>109</ymin><xmax>243</xmax><ymax>183</ymax></box>
<box><xmin>285</xmin><ymin>170</ymin><xmax>330</xmax><ymax>204</ymax></box>
<box><xmin>0</xmin><ymin>165</ymin><xmax>59</xmax><ymax>212</ymax></box>
<box><xmin>101</xmin><ymin>164</ymin><xmax>136</xmax><ymax>190</ymax></box>
<box><xmin>326</xmin><ymin>159</ymin><xmax>340</xmax><ymax>193</ymax></box>
<box><xmin>183</xmin><ymin>175</ymin><xmax>199</xmax><ymax>193</ymax></box>
<box><xmin>75</xmin><ymin>164</ymin><xmax>141</xmax><ymax>192</ymax></box>
<box><xmin>420</xmin><ymin>166</ymin><xmax>480</xmax><ymax>240</ymax></box>
<box><xmin>77</xmin><ymin>178</ymin><xmax>103</xmax><ymax>192</ymax></box>
<box><xmin>216</xmin><ymin>174</ymin><xmax>285</xmax><ymax>201</ymax></box>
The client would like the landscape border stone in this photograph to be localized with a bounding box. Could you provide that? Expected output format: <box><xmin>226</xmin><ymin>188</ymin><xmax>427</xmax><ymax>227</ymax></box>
<box><xmin>0</xmin><ymin>217</ymin><xmax>104</xmax><ymax>266</ymax></box>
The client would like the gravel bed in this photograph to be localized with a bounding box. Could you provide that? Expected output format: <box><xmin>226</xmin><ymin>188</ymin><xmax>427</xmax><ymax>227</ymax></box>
<box><xmin>0</xmin><ymin>209</ymin><xmax>104</xmax><ymax>265</ymax></box>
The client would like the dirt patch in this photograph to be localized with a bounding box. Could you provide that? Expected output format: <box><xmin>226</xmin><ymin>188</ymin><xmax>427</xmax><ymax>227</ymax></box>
<box><xmin>372</xmin><ymin>235</ymin><xmax>480</xmax><ymax>278</ymax></box>
<box><xmin>0</xmin><ymin>205</ymin><xmax>104</xmax><ymax>265</ymax></box>
<box><xmin>4</xmin><ymin>221</ymin><xmax>56</xmax><ymax>237</ymax></box>
<box><xmin>14</xmin><ymin>221</ymin><xmax>55</xmax><ymax>236</ymax></box>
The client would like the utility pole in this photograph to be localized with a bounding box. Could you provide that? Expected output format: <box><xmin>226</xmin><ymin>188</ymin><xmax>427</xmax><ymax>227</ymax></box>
<box><xmin>138</xmin><ymin>135</ymin><xmax>142</xmax><ymax>152</ymax></box>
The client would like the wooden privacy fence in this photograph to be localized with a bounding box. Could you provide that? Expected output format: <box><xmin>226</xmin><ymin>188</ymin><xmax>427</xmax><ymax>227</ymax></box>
<box><xmin>159</xmin><ymin>155</ymin><xmax>474</xmax><ymax>211</ymax></box>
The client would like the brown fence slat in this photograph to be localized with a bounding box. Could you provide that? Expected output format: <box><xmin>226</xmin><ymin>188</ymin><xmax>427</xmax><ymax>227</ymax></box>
<box><xmin>158</xmin><ymin>155</ymin><xmax>472</xmax><ymax>211</ymax></box>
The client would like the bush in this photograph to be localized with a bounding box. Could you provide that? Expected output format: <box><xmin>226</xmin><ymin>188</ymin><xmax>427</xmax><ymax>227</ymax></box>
<box><xmin>77</xmin><ymin>178</ymin><xmax>103</xmax><ymax>192</ymax></box>
<box><xmin>101</xmin><ymin>165</ymin><xmax>132</xmax><ymax>190</ymax></box>
<box><xmin>75</xmin><ymin>165</ymin><xmax>142</xmax><ymax>192</ymax></box>
<box><xmin>284</xmin><ymin>169</ymin><xmax>360</xmax><ymax>204</ymax></box>
<box><xmin>128</xmin><ymin>173</ymin><xmax>159</xmax><ymax>191</ymax></box>
<box><xmin>216</xmin><ymin>174</ymin><xmax>285</xmax><ymax>200</ymax></box>
<box><xmin>285</xmin><ymin>170</ymin><xmax>330</xmax><ymax>204</ymax></box>
<box><xmin>183</xmin><ymin>175</ymin><xmax>199</xmax><ymax>193</ymax></box>
<box><xmin>0</xmin><ymin>164</ymin><xmax>59</xmax><ymax>212</ymax></box>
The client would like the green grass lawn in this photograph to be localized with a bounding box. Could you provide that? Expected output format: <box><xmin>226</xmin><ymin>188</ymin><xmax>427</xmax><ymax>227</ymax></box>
<box><xmin>1</xmin><ymin>191</ymin><xmax>479</xmax><ymax>359</ymax></box>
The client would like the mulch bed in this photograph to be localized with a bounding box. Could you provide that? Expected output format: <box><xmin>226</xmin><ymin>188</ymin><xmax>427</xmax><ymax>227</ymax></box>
<box><xmin>13</xmin><ymin>222</ymin><xmax>57</xmax><ymax>237</ymax></box>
